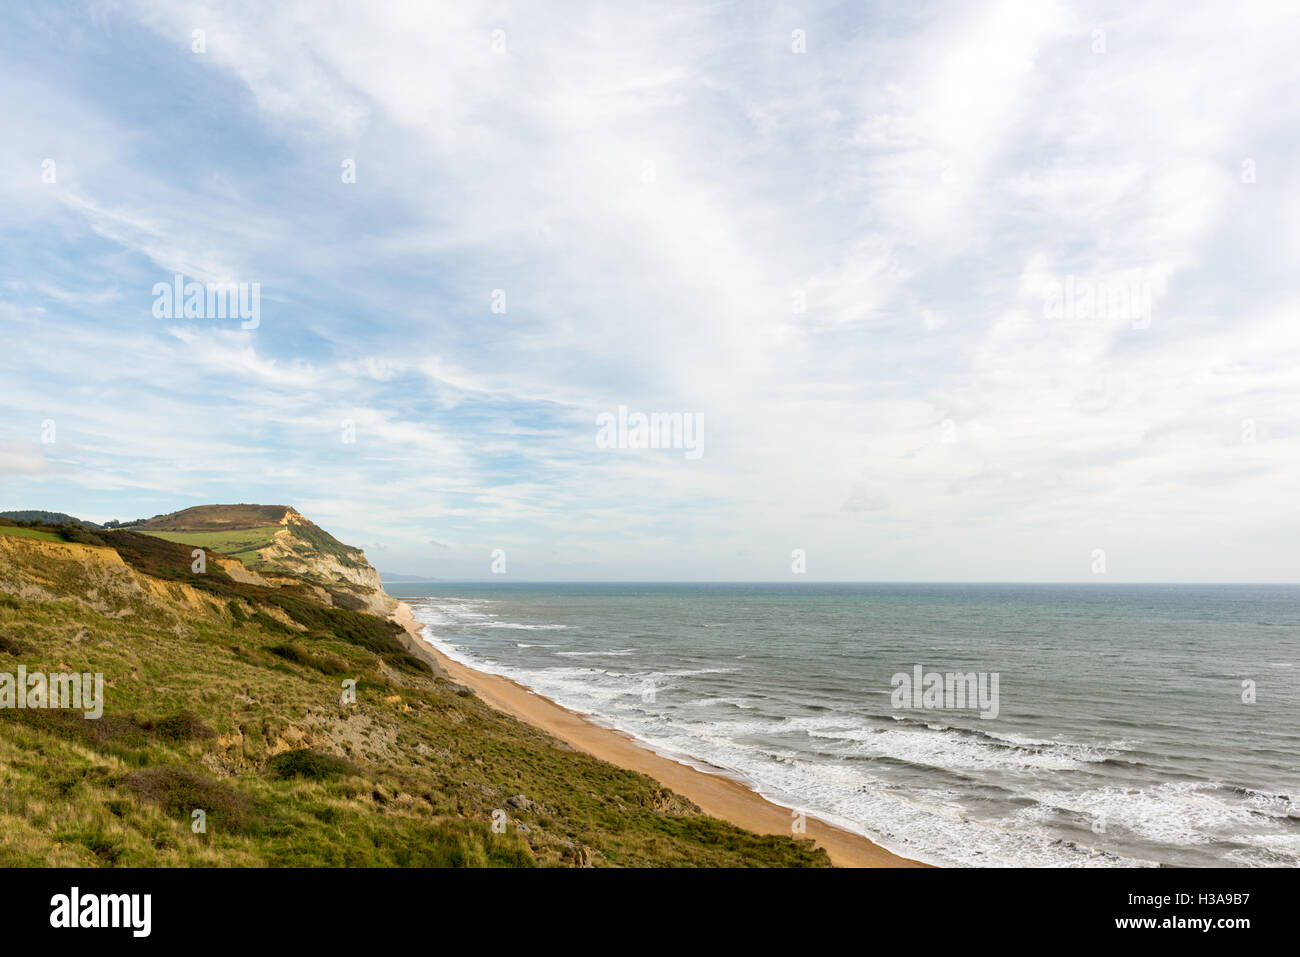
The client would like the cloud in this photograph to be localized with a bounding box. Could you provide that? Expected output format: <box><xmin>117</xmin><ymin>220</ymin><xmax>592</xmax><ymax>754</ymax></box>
<box><xmin>0</xmin><ymin>0</ymin><xmax>1296</xmax><ymax>580</ymax></box>
<box><xmin>0</xmin><ymin>442</ymin><xmax>57</xmax><ymax>481</ymax></box>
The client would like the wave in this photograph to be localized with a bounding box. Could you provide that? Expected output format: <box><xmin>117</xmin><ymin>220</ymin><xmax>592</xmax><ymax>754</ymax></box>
<box><xmin>686</xmin><ymin>697</ymin><xmax>755</xmax><ymax>710</ymax></box>
<box><xmin>405</xmin><ymin>596</ymin><xmax>1299</xmax><ymax>867</ymax></box>
<box><xmin>482</xmin><ymin>621</ymin><xmax>567</xmax><ymax>631</ymax></box>
<box><xmin>554</xmin><ymin>649</ymin><xmax>636</xmax><ymax>657</ymax></box>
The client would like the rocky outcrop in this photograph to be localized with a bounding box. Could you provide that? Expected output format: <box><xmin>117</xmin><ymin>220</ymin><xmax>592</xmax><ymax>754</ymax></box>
<box><xmin>251</xmin><ymin>508</ymin><xmax>384</xmax><ymax>592</ymax></box>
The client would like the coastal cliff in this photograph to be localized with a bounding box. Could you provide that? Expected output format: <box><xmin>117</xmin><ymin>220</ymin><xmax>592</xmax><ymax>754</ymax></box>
<box><xmin>135</xmin><ymin>504</ymin><xmax>384</xmax><ymax>590</ymax></box>
<box><xmin>0</xmin><ymin>508</ymin><xmax>829</xmax><ymax>867</ymax></box>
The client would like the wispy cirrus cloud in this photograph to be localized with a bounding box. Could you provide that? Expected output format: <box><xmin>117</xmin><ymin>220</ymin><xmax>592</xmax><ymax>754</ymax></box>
<box><xmin>0</xmin><ymin>0</ymin><xmax>1297</xmax><ymax>580</ymax></box>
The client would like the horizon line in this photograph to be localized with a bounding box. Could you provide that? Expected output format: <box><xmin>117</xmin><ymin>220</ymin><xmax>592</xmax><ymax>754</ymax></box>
<box><xmin>378</xmin><ymin>578</ymin><xmax>1300</xmax><ymax>586</ymax></box>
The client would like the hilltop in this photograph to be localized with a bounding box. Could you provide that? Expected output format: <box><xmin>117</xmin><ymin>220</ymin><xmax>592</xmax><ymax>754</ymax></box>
<box><xmin>0</xmin><ymin>507</ymin><xmax>827</xmax><ymax>867</ymax></box>
<box><xmin>136</xmin><ymin>504</ymin><xmax>294</xmax><ymax>531</ymax></box>
<box><xmin>134</xmin><ymin>505</ymin><xmax>382</xmax><ymax>593</ymax></box>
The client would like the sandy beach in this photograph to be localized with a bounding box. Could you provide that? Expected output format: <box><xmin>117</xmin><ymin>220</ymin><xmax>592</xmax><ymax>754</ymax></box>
<box><xmin>389</xmin><ymin>600</ymin><xmax>926</xmax><ymax>867</ymax></box>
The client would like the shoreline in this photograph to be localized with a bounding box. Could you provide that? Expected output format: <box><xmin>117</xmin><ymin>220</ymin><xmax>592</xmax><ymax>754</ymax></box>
<box><xmin>388</xmin><ymin>600</ymin><xmax>927</xmax><ymax>868</ymax></box>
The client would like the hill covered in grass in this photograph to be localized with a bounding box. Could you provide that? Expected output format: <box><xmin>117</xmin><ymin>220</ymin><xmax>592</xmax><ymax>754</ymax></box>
<box><xmin>0</xmin><ymin>509</ymin><xmax>828</xmax><ymax>867</ymax></box>
<box><xmin>135</xmin><ymin>504</ymin><xmax>382</xmax><ymax>592</ymax></box>
<box><xmin>137</xmin><ymin>504</ymin><xmax>293</xmax><ymax>531</ymax></box>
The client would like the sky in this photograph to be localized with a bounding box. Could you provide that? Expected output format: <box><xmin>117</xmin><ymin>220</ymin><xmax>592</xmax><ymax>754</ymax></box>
<box><xmin>1</xmin><ymin>0</ymin><xmax>1298</xmax><ymax>582</ymax></box>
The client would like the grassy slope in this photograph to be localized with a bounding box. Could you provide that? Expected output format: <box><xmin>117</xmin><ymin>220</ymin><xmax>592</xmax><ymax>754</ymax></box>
<box><xmin>0</xmin><ymin>532</ymin><xmax>827</xmax><ymax>867</ymax></box>
<box><xmin>136</xmin><ymin>527</ymin><xmax>281</xmax><ymax>565</ymax></box>
<box><xmin>0</xmin><ymin>525</ymin><xmax>63</xmax><ymax>542</ymax></box>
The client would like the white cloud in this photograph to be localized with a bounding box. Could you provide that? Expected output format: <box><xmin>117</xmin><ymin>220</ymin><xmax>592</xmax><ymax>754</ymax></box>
<box><xmin>0</xmin><ymin>0</ymin><xmax>1296</xmax><ymax>579</ymax></box>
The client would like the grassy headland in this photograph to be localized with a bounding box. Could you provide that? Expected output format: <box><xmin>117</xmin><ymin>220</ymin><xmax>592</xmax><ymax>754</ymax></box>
<box><xmin>0</xmin><ymin>508</ymin><xmax>828</xmax><ymax>867</ymax></box>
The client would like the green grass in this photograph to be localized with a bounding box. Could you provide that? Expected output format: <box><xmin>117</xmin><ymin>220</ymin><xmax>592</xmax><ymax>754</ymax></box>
<box><xmin>136</xmin><ymin>527</ymin><xmax>281</xmax><ymax>563</ymax></box>
<box><xmin>0</xmin><ymin>525</ymin><xmax>63</xmax><ymax>542</ymax></box>
<box><xmin>137</xmin><ymin>511</ymin><xmax>366</xmax><ymax>575</ymax></box>
<box><xmin>0</xmin><ymin>532</ymin><xmax>829</xmax><ymax>868</ymax></box>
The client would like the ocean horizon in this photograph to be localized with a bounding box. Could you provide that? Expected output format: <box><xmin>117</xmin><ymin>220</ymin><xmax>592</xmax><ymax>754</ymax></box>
<box><xmin>390</xmin><ymin>582</ymin><xmax>1300</xmax><ymax>868</ymax></box>
<box><xmin>386</xmin><ymin>579</ymin><xmax>1300</xmax><ymax>585</ymax></box>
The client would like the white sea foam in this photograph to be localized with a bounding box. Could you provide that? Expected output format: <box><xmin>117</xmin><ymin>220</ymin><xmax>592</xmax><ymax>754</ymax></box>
<box><xmin>554</xmin><ymin>649</ymin><xmax>635</xmax><ymax>657</ymax></box>
<box><xmin>405</xmin><ymin>595</ymin><xmax>1299</xmax><ymax>868</ymax></box>
<box><xmin>483</xmin><ymin>622</ymin><xmax>567</xmax><ymax>631</ymax></box>
<box><xmin>686</xmin><ymin>697</ymin><xmax>755</xmax><ymax>710</ymax></box>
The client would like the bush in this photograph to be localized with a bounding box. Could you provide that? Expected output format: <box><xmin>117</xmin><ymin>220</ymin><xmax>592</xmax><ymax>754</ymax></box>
<box><xmin>0</xmin><ymin>634</ymin><xmax>27</xmax><ymax>655</ymax></box>
<box><xmin>12</xmin><ymin>708</ymin><xmax>149</xmax><ymax>748</ymax></box>
<box><xmin>53</xmin><ymin>523</ymin><xmax>108</xmax><ymax>547</ymax></box>
<box><xmin>250</xmin><ymin>611</ymin><xmax>292</xmax><ymax>634</ymax></box>
<box><xmin>143</xmin><ymin>710</ymin><xmax>216</xmax><ymax>742</ymax></box>
<box><xmin>123</xmin><ymin>766</ymin><xmax>256</xmax><ymax>833</ymax></box>
<box><xmin>266</xmin><ymin>748</ymin><xmax>356</xmax><ymax>781</ymax></box>
<box><xmin>267</xmin><ymin>643</ymin><xmax>349</xmax><ymax>676</ymax></box>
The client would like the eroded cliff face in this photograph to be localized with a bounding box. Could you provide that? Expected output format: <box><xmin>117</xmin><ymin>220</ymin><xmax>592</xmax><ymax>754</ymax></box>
<box><xmin>252</xmin><ymin>509</ymin><xmax>384</xmax><ymax>592</ymax></box>
<box><xmin>0</xmin><ymin>534</ymin><xmax>226</xmax><ymax>624</ymax></box>
<box><xmin>39</xmin><ymin>503</ymin><xmax>394</xmax><ymax>616</ymax></box>
<box><xmin>0</xmin><ymin>522</ymin><xmax>396</xmax><ymax>629</ymax></box>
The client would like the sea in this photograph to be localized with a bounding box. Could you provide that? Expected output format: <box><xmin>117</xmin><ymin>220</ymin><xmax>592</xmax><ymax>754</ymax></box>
<box><xmin>385</xmin><ymin>582</ymin><xmax>1300</xmax><ymax>867</ymax></box>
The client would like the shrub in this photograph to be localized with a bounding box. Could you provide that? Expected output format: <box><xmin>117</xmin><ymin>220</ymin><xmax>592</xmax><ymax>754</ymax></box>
<box><xmin>266</xmin><ymin>748</ymin><xmax>356</xmax><ymax>781</ymax></box>
<box><xmin>123</xmin><ymin>766</ymin><xmax>256</xmax><ymax>833</ymax></box>
<box><xmin>143</xmin><ymin>710</ymin><xmax>216</xmax><ymax>742</ymax></box>
<box><xmin>267</xmin><ymin>643</ymin><xmax>349</xmax><ymax>676</ymax></box>
<box><xmin>12</xmin><ymin>708</ymin><xmax>149</xmax><ymax>748</ymax></box>
<box><xmin>0</xmin><ymin>634</ymin><xmax>27</xmax><ymax>655</ymax></box>
<box><xmin>53</xmin><ymin>523</ymin><xmax>108</xmax><ymax>547</ymax></box>
<box><xmin>250</xmin><ymin>611</ymin><xmax>292</xmax><ymax>634</ymax></box>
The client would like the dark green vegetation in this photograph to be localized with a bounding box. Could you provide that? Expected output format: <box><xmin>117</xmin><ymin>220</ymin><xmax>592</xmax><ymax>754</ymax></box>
<box><xmin>0</xmin><ymin>516</ymin><xmax>107</xmax><ymax>545</ymax></box>
<box><xmin>0</xmin><ymin>525</ymin><xmax>63</xmax><ymax>542</ymax></box>
<box><xmin>0</xmin><ymin>511</ymin><xmax>828</xmax><ymax>867</ymax></box>
<box><xmin>266</xmin><ymin>748</ymin><xmax>356</xmax><ymax>781</ymax></box>
<box><xmin>0</xmin><ymin>510</ymin><xmax>100</xmax><ymax>529</ymax></box>
<box><xmin>281</xmin><ymin>517</ymin><xmax>365</xmax><ymax>569</ymax></box>
<box><xmin>104</xmin><ymin>530</ymin><xmax>429</xmax><ymax>677</ymax></box>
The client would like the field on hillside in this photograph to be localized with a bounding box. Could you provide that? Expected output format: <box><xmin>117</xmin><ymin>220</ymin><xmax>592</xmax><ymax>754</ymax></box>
<box><xmin>137</xmin><ymin>527</ymin><xmax>281</xmax><ymax>564</ymax></box>
<box><xmin>0</xmin><ymin>532</ymin><xmax>827</xmax><ymax>868</ymax></box>
<box><xmin>0</xmin><ymin>525</ymin><xmax>63</xmax><ymax>542</ymax></box>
